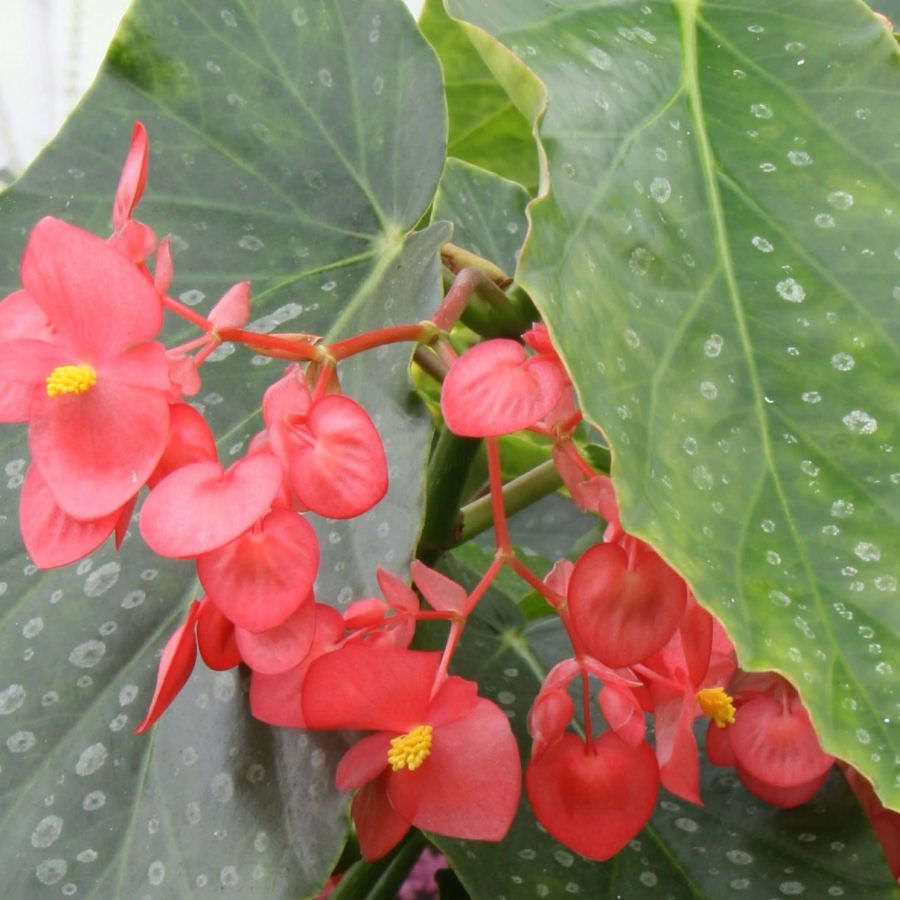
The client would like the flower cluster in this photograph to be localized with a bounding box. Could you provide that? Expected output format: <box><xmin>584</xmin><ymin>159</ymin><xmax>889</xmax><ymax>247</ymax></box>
<box><xmin>1</xmin><ymin>123</ymin><xmax>891</xmax><ymax>872</ymax></box>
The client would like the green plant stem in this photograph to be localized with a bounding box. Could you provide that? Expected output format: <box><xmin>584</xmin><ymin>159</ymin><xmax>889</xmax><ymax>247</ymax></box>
<box><xmin>418</xmin><ymin>428</ymin><xmax>482</xmax><ymax>563</ymax></box>
<box><xmin>330</xmin><ymin>830</ymin><xmax>427</xmax><ymax>900</ymax></box>
<box><xmin>440</xmin><ymin>241</ymin><xmax>511</xmax><ymax>287</ymax></box>
<box><xmin>458</xmin><ymin>459</ymin><xmax>562</xmax><ymax>544</ymax></box>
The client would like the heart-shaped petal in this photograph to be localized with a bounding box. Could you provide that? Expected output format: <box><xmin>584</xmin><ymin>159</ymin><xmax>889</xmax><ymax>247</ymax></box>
<box><xmin>526</xmin><ymin>731</ymin><xmax>659</xmax><ymax>861</ymax></box>
<box><xmin>440</xmin><ymin>339</ymin><xmax>567</xmax><ymax>437</ymax></box>
<box><xmin>568</xmin><ymin>542</ymin><xmax>687</xmax><ymax>668</ymax></box>
<box><xmin>198</xmin><ymin>509</ymin><xmax>319</xmax><ymax>632</ymax></box>
<box><xmin>271</xmin><ymin>393</ymin><xmax>388</xmax><ymax>519</ymax></box>
<box><xmin>140</xmin><ymin>453</ymin><xmax>283</xmax><ymax>558</ymax></box>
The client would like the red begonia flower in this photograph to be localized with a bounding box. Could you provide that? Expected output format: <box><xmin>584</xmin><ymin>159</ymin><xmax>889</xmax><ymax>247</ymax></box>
<box><xmin>0</xmin><ymin>218</ymin><xmax>171</xmax><ymax>519</ymax></box>
<box><xmin>567</xmin><ymin>541</ymin><xmax>686</xmax><ymax>668</ymax></box>
<box><xmin>196</xmin><ymin>597</ymin><xmax>242</xmax><ymax>670</ymax></box>
<box><xmin>249</xmin><ymin>603</ymin><xmax>346</xmax><ymax>728</ymax></box>
<box><xmin>19</xmin><ymin>465</ymin><xmax>127</xmax><ymax>568</ymax></box>
<box><xmin>526</xmin><ymin>731</ymin><xmax>659</xmax><ymax>861</ymax></box>
<box><xmin>728</xmin><ymin>691</ymin><xmax>833</xmax><ymax>789</ymax></box>
<box><xmin>135</xmin><ymin>600</ymin><xmax>201</xmax><ymax>733</ymax></box>
<box><xmin>234</xmin><ymin>592</ymin><xmax>317</xmax><ymax>673</ymax></box>
<box><xmin>197</xmin><ymin>508</ymin><xmax>319</xmax><ymax>632</ymax></box>
<box><xmin>302</xmin><ymin>646</ymin><xmax>520</xmax><ymax>858</ymax></box>
<box><xmin>440</xmin><ymin>338</ymin><xmax>567</xmax><ymax>437</ymax></box>
<box><xmin>154</xmin><ymin>236</ymin><xmax>173</xmax><ymax>296</ymax></box>
<box><xmin>268</xmin><ymin>390</ymin><xmax>389</xmax><ymax>519</ymax></box>
<box><xmin>140</xmin><ymin>452</ymin><xmax>283</xmax><ymax>558</ymax></box>
<box><xmin>409</xmin><ymin>560</ymin><xmax>467</xmax><ymax>615</ymax></box>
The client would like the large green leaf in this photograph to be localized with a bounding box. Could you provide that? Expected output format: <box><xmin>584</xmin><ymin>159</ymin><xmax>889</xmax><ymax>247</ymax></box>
<box><xmin>444</xmin><ymin>0</ymin><xmax>900</xmax><ymax>807</ymax></box>
<box><xmin>419</xmin><ymin>0</ymin><xmax>538</xmax><ymax>193</ymax></box>
<box><xmin>422</xmin><ymin>541</ymin><xmax>897</xmax><ymax>899</ymax></box>
<box><xmin>433</xmin><ymin>158</ymin><xmax>530</xmax><ymax>277</ymax></box>
<box><xmin>0</xmin><ymin>0</ymin><xmax>446</xmax><ymax>894</ymax></box>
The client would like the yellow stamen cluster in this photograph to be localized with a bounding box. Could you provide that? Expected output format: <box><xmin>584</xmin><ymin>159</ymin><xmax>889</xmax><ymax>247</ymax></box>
<box><xmin>387</xmin><ymin>724</ymin><xmax>433</xmax><ymax>771</ymax></box>
<box><xmin>697</xmin><ymin>686</ymin><xmax>736</xmax><ymax>728</ymax></box>
<box><xmin>46</xmin><ymin>364</ymin><xmax>97</xmax><ymax>397</ymax></box>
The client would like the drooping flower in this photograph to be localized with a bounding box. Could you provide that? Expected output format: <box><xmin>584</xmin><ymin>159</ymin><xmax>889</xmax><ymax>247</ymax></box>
<box><xmin>302</xmin><ymin>645</ymin><xmax>520</xmax><ymax>859</ymax></box>
<box><xmin>0</xmin><ymin>217</ymin><xmax>170</xmax><ymax>519</ymax></box>
<box><xmin>440</xmin><ymin>338</ymin><xmax>567</xmax><ymax>437</ymax></box>
<box><xmin>705</xmin><ymin>670</ymin><xmax>834</xmax><ymax>808</ymax></box>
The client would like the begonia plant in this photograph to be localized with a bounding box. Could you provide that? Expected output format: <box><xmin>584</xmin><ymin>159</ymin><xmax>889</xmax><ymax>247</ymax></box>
<box><xmin>0</xmin><ymin>0</ymin><xmax>897</xmax><ymax>897</ymax></box>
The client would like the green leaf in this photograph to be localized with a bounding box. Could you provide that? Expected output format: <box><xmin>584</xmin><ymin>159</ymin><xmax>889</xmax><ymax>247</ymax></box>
<box><xmin>445</xmin><ymin>0</ymin><xmax>900</xmax><ymax>806</ymax></box>
<box><xmin>433</xmin><ymin>158</ymin><xmax>530</xmax><ymax>277</ymax></box>
<box><xmin>424</xmin><ymin>542</ymin><xmax>898</xmax><ymax>899</ymax></box>
<box><xmin>419</xmin><ymin>0</ymin><xmax>538</xmax><ymax>192</ymax></box>
<box><xmin>0</xmin><ymin>0</ymin><xmax>446</xmax><ymax>894</ymax></box>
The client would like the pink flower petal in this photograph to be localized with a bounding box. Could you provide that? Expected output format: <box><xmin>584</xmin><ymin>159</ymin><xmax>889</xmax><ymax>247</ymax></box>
<box><xmin>140</xmin><ymin>454</ymin><xmax>283</xmax><ymax>558</ymax></box>
<box><xmin>198</xmin><ymin>509</ymin><xmax>319</xmax><ymax>632</ymax></box>
<box><xmin>148</xmin><ymin>402</ymin><xmax>217</xmax><ymax>488</ymax></box>
<box><xmin>248</xmin><ymin>605</ymin><xmax>344</xmax><ymax>728</ymax></box>
<box><xmin>22</xmin><ymin>217</ymin><xmax>162</xmax><ymax>357</ymax></box>
<box><xmin>387</xmin><ymin>698</ymin><xmax>520</xmax><ymax>841</ymax></box>
<box><xmin>729</xmin><ymin>693</ymin><xmax>833</xmax><ymax>788</ymax></box>
<box><xmin>209</xmin><ymin>281</ymin><xmax>250</xmax><ymax>328</ymax></box>
<box><xmin>352</xmin><ymin>775</ymin><xmax>412</xmax><ymax>861</ymax></box>
<box><xmin>196</xmin><ymin>597</ymin><xmax>241</xmax><ymax>670</ymax></box>
<box><xmin>528</xmin><ymin>688</ymin><xmax>574</xmax><ymax>760</ymax></box>
<box><xmin>302</xmin><ymin>646</ymin><xmax>440</xmax><ymax>733</ymax></box>
<box><xmin>410</xmin><ymin>560</ymin><xmax>467</xmax><ymax>614</ymax></box>
<box><xmin>0</xmin><ymin>339</ymin><xmax>66</xmax><ymax>423</ymax></box>
<box><xmin>568</xmin><ymin>542</ymin><xmax>687</xmax><ymax>668</ymax></box>
<box><xmin>135</xmin><ymin>601</ymin><xmax>201</xmax><ymax>733</ymax></box>
<box><xmin>526</xmin><ymin>731</ymin><xmax>659</xmax><ymax>861</ymax></box>
<box><xmin>336</xmin><ymin>732</ymin><xmax>393</xmax><ymax>790</ymax></box>
<box><xmin>112</xmin><ymin>121</ymin><xmax>149</xmax><ymax>231</ymax></box>
<box><xmin>19</xmin><ymin>465</ymin><xmax>121</xmax><ymax>568</ymax></box>
<box><xmin>0</xmin><ymin>290</ymin><xmax>52</xmax><ymax>341</ymax></box>
<box><xmin>441</xmin><ymin>339</ymin><xmax>567</xmax><ymax>437</ymax></box>
<box><xmin>274</xmin><ymin>393</ymin><xmax>388</xmax><ymax>519</ymax></box>
<box><xmin>30</xmin><ymin>359</ymin><xmax>171</xmax><ymax>519</ymax></box>
<box><xmin>234</xmin><ymin>593</ymin><xmax>316</xmax><ymax>673</ymax></box>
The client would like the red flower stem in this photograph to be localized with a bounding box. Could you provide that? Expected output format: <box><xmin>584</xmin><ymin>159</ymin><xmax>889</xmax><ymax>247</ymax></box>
<box><xmin>486</xmin><ymin>437</ymin><xmax>511</xmax><ymax>552</ymax></box>
<box><xmin>431</xmin><ymin>555</ymin><xmax>505</xmax><ymax>699</ymax></box>
<box><xmin>440</xmin><ymin>242</ymin><xmax>512</xmax><ymax>288</ymax></box>
<box><xmin>431</xmin><ymin>267</ymin><xmax>505</xmax><ymax>331</ymax></box>
<box><xmin>311</xmin><ymin>361</ymin><xmax>334</xmax><ymax>404</ymax></box>
<box><xmin>162</xmin><ymin>294</ymin><xmax>213</xmax><ymax>330</ymax></box>
<box><xmin>329</xmin><ymin>323</ymin><xmax>433</xmax><ymax>360</ymax></box>
<box><xmin>167</xmin><ymin>334</ymin><xmax>212</xmax><ymax>356</ymax></box>
<box><xmin>434</xmin><ymin>336</ymin><xmax>459</xmax><ymax>370</ymax></box>
<box><xmin>215</xmin><ymin>327</ymin><xmax>320</xmax><ymax>360</ymax></box>
<box><xmin>193</xmin><ymin>341</ymin><xmax>220</xmax><ymax>368</ymax></box>
<box><xmin>415</xmin><ymin>610</ymin><xmax>457</xmax><ymax>621</ymax></box>
<box><xmin>506</xmin><ymin>556</ymin><xmax>564</xmax><ymax>607</ymax></box>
